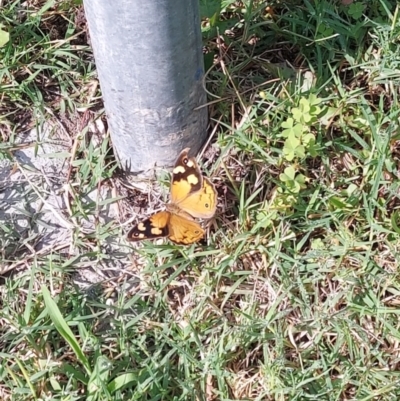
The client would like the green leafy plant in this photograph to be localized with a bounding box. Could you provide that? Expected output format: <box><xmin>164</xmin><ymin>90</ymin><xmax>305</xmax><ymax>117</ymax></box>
<box><xmin>316</xmin><ymin>22</ymin><xmax>334</xmax><ymax>39</ymax></box>
<box><xmin>279</xmin><ymin>166</ymin><xmax>307</xmax><ymax>194</ymax></box>
<box><xmin>281</xmin><ymin>95</ymin><xmax>322</xmax><ymax>161</ymax></box>
<box><xmin>347</xmin><ymin>2</ymin><xmax>367</xmax><ymax>20</ymax></box>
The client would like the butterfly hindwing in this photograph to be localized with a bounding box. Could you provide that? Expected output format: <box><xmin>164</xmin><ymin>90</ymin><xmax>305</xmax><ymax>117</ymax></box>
<box><xmin>167</xmin><ymin>214</ymin><xmax>205</xmax><ymax>244</ymax></box>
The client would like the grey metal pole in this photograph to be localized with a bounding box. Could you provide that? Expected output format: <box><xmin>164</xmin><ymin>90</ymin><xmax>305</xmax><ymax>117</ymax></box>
<box><xmin>83</xmin><ymin>0</ymin><xmax>208</xmax><ymax>176</ymax></box>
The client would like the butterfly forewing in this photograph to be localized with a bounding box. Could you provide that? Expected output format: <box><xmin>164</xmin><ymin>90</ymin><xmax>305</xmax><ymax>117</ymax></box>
<box><xmin>169</xmin><ymin>148</ymin><xmax>217</xmax><ymax>219</ymax></box>
<box><xmin>170</xmin><ymin>148</ymin><xmax>203</xmax><ymax>204</ymax></box>
<box><xmin>127</xmin><ymin>211</ymin><xmax>170</xmax><ymax>241</ymax></box>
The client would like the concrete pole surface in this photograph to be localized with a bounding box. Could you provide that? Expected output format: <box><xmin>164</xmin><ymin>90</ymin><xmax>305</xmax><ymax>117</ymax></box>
<box><xmin>83</xmin><ymin>0</ymin><xmax>208</xmax><ymax>176</ymax></box>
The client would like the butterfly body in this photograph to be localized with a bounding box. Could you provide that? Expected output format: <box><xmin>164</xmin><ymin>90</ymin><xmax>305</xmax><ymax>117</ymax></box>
<box><xmin>127</xmin><ymin>148</ymin><xmax>217</xmax><ymax>245</ymax></box>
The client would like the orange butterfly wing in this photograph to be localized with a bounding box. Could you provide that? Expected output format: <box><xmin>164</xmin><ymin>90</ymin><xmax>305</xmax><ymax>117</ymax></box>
<box><xmin>127</xmin><ymin>210</ymin><xmax>204</xmax><ymax>245</ymax></box>
<box><xmin>127</xmin><ymin>211</ymin><xmax>170</xmax><ymax>241</ymax></box>
<box><xmin>170</xmin><ymin>148</ymin><xmax>217</xmax><ymax>219</ymax></box>
<box><xmin>167</xmin><ymin>214</ymin><xmax>204</xmax><ymax>244</ymax></box>
<box><xmin>128</xmin><ymin>148</ymin><xmax>216</xmax><ymax>245</ymax></box>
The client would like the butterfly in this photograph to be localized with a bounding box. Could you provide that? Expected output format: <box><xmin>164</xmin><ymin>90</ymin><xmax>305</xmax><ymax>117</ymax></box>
<box><xmin>127</xmin><ymin>148</ymin><xmax>217</xmax><ymax>245</ymax></box>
